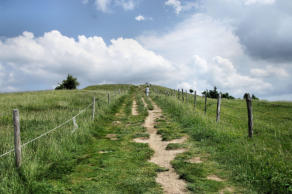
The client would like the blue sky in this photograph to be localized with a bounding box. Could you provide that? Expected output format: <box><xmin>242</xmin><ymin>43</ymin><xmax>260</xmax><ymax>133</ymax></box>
<box><xmin>0</xmin><ymin>0</ymin><xmax>185</xmax><ymax>42</ymax></box>
<box><xmin>0</xmin><ymin>0</ymin><xmax>292</xmax><ymax>100</ymax></box>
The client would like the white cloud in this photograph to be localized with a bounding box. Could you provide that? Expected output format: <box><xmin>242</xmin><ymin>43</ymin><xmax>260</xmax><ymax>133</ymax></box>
<box><xmin>0</xmin><ymin>31</ymin><xmax>175</xmax><ymax>91</ymax></box>
<box><xmin>138</xmin><ymin>13</ymin><xmax>290</xmax><ymax>98</ymax></box>
<box><xmin>165</xmin><ymin>0</ymin><xmax>182</xmax><ymax>14</ymax></box>
<box><xmin>251</xmin><ymin>66</ymin><xmax>288</xmax><ymax>77</ymax></box>
<box><xmin>94</xmin><ymin>0</ymin><xmax>135</xmax><ymax>12</ymax></box>
<box><xmin>95</xmin><ymin>0</ymin><xmax>112</xmax><ymax>12</ymax></box>
<box><xmin>244</xmin><ymin>0</ymin><xmax>276</xmax><ymax>5</ymax></box>
<box><xmin>135</xmin><ymin>15</ymin><xmax>145</xmax><ymax>21</ymax></box>
<box><xmin>165</xmin><ymin>0</ymin><xmax>199</xmax><ymax>14</ymax></box>
<box><xmin>116</xmin><ymin>0</ymin><xmax>135</xmax><ymax>10</ymax></box>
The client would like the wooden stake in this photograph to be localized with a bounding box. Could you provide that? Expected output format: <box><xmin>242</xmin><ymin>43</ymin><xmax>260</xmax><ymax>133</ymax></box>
<box><xmin>108</xmin><ymin>93</ymin><xmax>110</xmax><ymax>104</ymax></box>
<box><xmin>13</xmin><ymin>109</ymin><xmax>21</xmax><ymax>168</ymax></box>
<box><xmin>182</xmin><ymin>89</ymin><xmax>184</xmax><ymax>102</ymax></box>
<box><xmin>204</xmin><ymin>93</ymin><xmax>207</xmax><ymax>114</ymax></box>
<box><xmin>92</xmin><ymin>97</ymin><xmax>95</xmax><ymax>120</ymax></box>
<box><xmin>245</xmin><ymin>93</ymin><xmax>253</xmax><ymax>138</ymax></box>
<box><xmin>194</xmin><ymin>91</ymin><xmax>197</xmax><ymax>109</ymax></box>
<box><xmin>216</xmin><ymin>93</ymin><xmax>221</xmax><ymax>122</ymax></box>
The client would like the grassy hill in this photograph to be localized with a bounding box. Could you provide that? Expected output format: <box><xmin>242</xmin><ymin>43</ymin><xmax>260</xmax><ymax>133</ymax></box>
<box><xmin>149</xmin><ymin>85</ymin><xmax>292</xmax><ymax>193</ymax></box>
<box><xmin>0</xmin><ymin>86</ymin><xmax>129</xmax><ymax>193</ymax></box>
<box><xmin>0</xmin><ymin>84</ymin><xmax>291</xmax><ymax>193</ymax></box>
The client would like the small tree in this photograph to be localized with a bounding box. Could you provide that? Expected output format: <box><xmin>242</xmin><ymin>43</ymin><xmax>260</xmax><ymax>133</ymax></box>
<box><xmin>55</xmin><ymin>74</ymin><xmax>80</xmax><ymax>90</ymax></box>
<box><xmin>189</xmin><ymin>89</ymin><xmax>194</xmax><ymax>94</ymax></box>
<box><xmin>252</xmin><ymin>94</ymin><xmax>259</xmax><ymax>100</ymax></box>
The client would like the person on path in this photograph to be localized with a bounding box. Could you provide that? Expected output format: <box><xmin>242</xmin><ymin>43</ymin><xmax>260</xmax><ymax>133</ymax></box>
<box><xmin>146</xmin><ymin>87</ymin><xmax>150</xmax><ymax>96</ymax></box>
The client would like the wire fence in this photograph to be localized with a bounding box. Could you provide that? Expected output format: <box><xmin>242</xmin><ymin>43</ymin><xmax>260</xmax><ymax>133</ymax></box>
<box><xmin>0</xmin><ymin>89</ymin><xmax>127</xmax><ymax>164</ymax></box>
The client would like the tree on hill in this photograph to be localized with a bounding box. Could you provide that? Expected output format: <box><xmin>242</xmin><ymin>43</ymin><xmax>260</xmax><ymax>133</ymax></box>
<box><xmin>189</xmin><ymin>89</ymin><xmax>194</xmax><ymax>94</ymax></box>
<box><xmin>202</xmin><ymin>86</ymin><xmax>235</xmax><ymax>99</ymax></box>
<box><xmin>55</xmin><ymin>74</ymin><xmax>80</xmax><ymax>90</ymax></box>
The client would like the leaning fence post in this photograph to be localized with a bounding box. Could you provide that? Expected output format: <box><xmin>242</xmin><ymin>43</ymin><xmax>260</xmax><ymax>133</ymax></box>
<box><xmin>204</xmin><ymin>94</ymin><xmax>207</xmax><ymax>114</ymax></box>
<box><xmin>108</xmin><ymin>93</ymin><xmax>110</xmax><ymax>104</ymax></box>
<box><xmin>194</xmin><ymin>91</ymin><xmax>197</xmax><ymax>109</ymax></box>
<box><xmin>92</xmin><ymin>97</ymin><xmax>95</xmax><ymax>120</ymax></box>
<box><xmin>216</xmin><ymin>93</ymin><xmax>221</xmax><ymax>122</ymax></box>
<box><xmin>13</xmin><ymin>109</ymin><xmax>21</xmax><ymax>168</ymax></box>
<box><xmin>245</xmin><ymin>93</ymin><xmax>253</xmax><ymax>138</ymax></box>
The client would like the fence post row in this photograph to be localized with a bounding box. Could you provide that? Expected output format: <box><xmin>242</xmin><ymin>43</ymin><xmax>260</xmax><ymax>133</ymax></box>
<box><xmin>204</xmin><ymin>93</ymin><xmax>207</xmax><ymax>114</ymax></box>
<box><xmin>92</xmin><ymin>97</ymin><xmax>95</xmax><ymax>120</ymax></box>
<box><xmin>194</xmin><ymin>90</ymin><xmax>197</xmax><ymax>109</ymax></box>
<box><xmin>182</xmin><ymin>89</ymin><xmax>184</xmax><ymax>102</ymax></box>
<box><xmin>245</xmin><ymin>93</ymin><xmax>253</xmax><ymax>138</ymax></box>
<box><xmin>216</xmin><ymin>93</ymin><xmax>221</xmax><ymax>122</ymax></box>
<box><xmin>13</xmin><ymin>109</ymin><xmax>21</xmax><ymax>168</ymax></box>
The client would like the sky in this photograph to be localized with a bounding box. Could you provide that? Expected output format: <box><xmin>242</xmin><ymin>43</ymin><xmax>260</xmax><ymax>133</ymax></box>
<box><xmin>0</xmin><ymin>0</ymin><xmax>291</xmax><ymax>101</ymax></box>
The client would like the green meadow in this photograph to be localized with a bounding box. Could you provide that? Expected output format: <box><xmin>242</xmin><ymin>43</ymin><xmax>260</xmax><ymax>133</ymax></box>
<box><xmin>151</xmin><ymin>85</ymin><xmax>292</xmax><ymax>193</ymax></box>
<box><xmin>0</xmin><ymin>84</ymin><xmax>291</xmax><ymax>193</ymax></box>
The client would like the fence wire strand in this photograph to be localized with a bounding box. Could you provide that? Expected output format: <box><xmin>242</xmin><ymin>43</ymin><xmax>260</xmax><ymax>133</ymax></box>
<box><xmin>0</xmin><ymin>102</ymin><xmax>93</xmax><ymax>159</ymax></box>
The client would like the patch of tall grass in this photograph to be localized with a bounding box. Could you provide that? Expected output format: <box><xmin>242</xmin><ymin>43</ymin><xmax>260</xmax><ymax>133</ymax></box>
<box><xmin>151</xmin><ymin>88</ymin><xmax>292</xmax><ymax>193</ymax></box>
<box><xmin>0</xmin><ymin>89</ymin><xmax>125</xmax><ymax>193</ymax></box>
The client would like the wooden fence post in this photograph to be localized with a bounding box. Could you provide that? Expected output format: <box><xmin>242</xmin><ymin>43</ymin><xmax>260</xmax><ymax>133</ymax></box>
<box><xmin>13</xmin><ymin>109</ymin><xmax>21</xmax><ymax>168</ymax></box>
<box><xmin>204</xmin><ymin>94</ymin><xmax>207</xmax><ymax>114</ymax></box>
<box><xmin>194</xmin><ymin>91</ymin><xmax>197</xmax><ymax>109</ymax></box>
<box><xmin>108</xmin><ymin>93</ymin><xmax>110</xmax><ymax>104</ymax></box>
<box><xmin>177</xmin><ymin>89</ymin><xmax>180</xmax><ymax>100</ymax></box>
<box><xmin>182</xmin><ymin>89</ymin><xmax>184</xmax><ymax>102</ymax></box>
<box><xmin>245</xmin><ymin>93</ymin><xmax>253</xmax><ymax>138</ymax></box>
<box><xmin>216</xmin><ymin>93</ymin><xmax>221</xmax><ymax>122</ymax></box>
<box><xmin>92</xmin><ymin>97</ymin><xmax>95</xmax><ymax>120</ymax></box>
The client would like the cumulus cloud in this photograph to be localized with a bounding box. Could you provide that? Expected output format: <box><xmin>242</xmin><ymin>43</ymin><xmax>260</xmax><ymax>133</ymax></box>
<box><xmin>138</xmin><ymin>13</ymin><xmax>291</xmax><ymax>98</ymax></box>
<box><xmin>135</xmin><ymin>15</ymin><xmax>145</xmax><ymax>21</ymax></box>
<box><xmin>95</xmin><ymin>0</ymin><xmax>111</xmax><ymax>12</ymax></box>
<box><xmin>115</xmin><ymin>0</ymin><xmax>135</xmax><ymax>10</ymax></box>
<box><xmin>165</xmin><ymin>0</ymin><xmax>198</xmax><ymax>14</ymax></box>
<box><xmin>203</xmin><ymin>0</ymin><xmax>292</xmax><ymax>63</ymax></box>
<box><xmin>250</xmin><ymin>66</ymin><xmax>288</xmax><ymax>77</ymax></box>
<box><xmin>0</xmin><ymin>30</ymin><xmax>175</xmax><ymax>91</ymax></box>
<box><xmin>94</xmin><ymin>0</ymin><xmax>135</xmax><ymax>12</ymax></box>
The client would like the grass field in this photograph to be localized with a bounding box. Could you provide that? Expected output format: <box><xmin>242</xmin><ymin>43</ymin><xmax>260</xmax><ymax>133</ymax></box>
<box><xmin>0</xmin><ymin>84</ymin><xmax>291</xmax><ymax>193</ymax></box>
<box><xmin>0</xmin><ymin>86</ymin><xmax>126</xmax><ymax>193</ymax></box>
<box><xmin>150</xmin><ymin>85</ymin><xmax>292</xmax><ymax>193</ymax></box>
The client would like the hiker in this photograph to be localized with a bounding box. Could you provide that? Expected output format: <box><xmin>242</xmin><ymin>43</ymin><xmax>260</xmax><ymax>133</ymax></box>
<box><xmin>146</xmin><ymin>87</ymin><xmax>150</xmax><ymax>96</ymax></box>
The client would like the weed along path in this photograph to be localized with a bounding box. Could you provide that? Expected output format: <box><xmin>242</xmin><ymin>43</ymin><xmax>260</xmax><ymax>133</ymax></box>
<box><xmin>135</xmin><ymin>99</ymin><xmax>188</xmax><ymax>194</ymax></box>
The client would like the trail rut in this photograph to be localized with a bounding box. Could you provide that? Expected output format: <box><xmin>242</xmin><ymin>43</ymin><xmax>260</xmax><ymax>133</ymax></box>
<box><xmin>134</xmin><ymin>100</ymin><xmax>188</xmax><ymax>194</ymax></box>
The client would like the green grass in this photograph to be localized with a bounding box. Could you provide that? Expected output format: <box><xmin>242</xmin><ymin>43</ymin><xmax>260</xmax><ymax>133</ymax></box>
<box><xmin>30</xmin><ymin>91</ymin><xmax>162</xmax><ymax>193</ymax></box>
<box><xmin>0</xmin><ymin>86</ymin><xmax>128</xmax><ymax>193</ymax></box>
<box><xmin>150</xmin><ymin>85</ymin><xmax>292</xmax><ymax>193</ymax></box>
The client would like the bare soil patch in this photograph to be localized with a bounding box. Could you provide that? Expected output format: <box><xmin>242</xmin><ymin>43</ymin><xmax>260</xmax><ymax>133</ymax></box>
<box><xmin>207</xmin><ymin>175</ymin><xmax>224</xmax><ymax>182</ymax></box>
<box><xmin>106</xmin><ymin>134</ymin><xmax>118</xmax><ymax>140</ymax></box>
<box><xmin>188</xmin><ymin>157</ymin><xmax>203</xmax><ymax>164</ymax></box>
<box><xmin>135</xmin><ymin>99</ymin><xmax>188</xmax><ymax>194</ymax></box>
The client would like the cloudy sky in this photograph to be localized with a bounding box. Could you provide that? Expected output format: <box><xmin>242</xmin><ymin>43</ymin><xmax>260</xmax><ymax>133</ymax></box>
<box><xmin>0</xmin><ymin>0</ymin><xmax>291</xmax><ymax>100</ymax></box>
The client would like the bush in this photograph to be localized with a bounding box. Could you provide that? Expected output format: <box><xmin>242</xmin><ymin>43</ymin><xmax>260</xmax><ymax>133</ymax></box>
<box><xmin>55</xmin><ymin>74</ymin><xmax>80</xmax><ymax>90</ymax></box>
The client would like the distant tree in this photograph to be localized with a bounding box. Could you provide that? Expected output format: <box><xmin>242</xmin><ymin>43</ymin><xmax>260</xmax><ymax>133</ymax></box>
<box><xmin>55</xmin><ymin>74</ymin><xmax>80</xmax><ymax>90</ymax></box>
<box><xmin>252</xmin><ymin>94</ymin><xmax>259</xmax><ymax>100</ymax></box>
<box><xmin>189</xmin><ymin>89</ymin><xmax>194</xmax><ymax>94</ymax></box>
<box><xmin>203</xmin><ymin>86</ymin><xmax>235</xmax><ymax>99</ymax></box>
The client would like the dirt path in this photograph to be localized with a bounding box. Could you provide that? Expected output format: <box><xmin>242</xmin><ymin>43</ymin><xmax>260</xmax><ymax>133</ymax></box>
<box><xmin>135</xmin><ymin>100</ymin><xmax>188</xmax><ymax>194</ymax></box>
<box><xmin>132</xmin><ymin>100</ymin><xmax>138</xmax><ymax>115</ymax></box>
